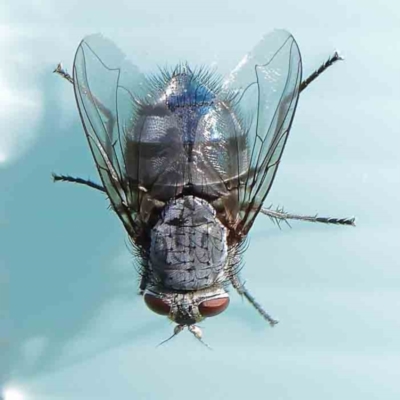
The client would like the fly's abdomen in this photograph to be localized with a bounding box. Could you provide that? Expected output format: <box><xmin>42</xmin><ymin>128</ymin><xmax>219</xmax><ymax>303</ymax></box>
<box><xmin>149</xmin><ymin>196</ymin><xmax>228</xmax><ymax>291</ymax></box>
<box><xmin>124</xmin><ymin>69</ymin><xmax>249</xmax><ymax>206</ymax></box>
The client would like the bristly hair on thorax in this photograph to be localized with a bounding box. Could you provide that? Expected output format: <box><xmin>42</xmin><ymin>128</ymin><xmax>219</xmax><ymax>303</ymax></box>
<box><xmin>128</xmin><ymin>220</ymin><xmax>249</xmax><ymax>291</ymax></box>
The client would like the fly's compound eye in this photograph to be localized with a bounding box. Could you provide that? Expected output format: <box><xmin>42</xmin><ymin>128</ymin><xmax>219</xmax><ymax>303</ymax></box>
<box><xmin>198</xmin><ymin>297</ymin><xmax>230</xmax><ymax>318</ymax></box>
<box><xmin>144</xmin><ymin>293</ymin><xmax>171</xmax><ymax>316</ymax></box>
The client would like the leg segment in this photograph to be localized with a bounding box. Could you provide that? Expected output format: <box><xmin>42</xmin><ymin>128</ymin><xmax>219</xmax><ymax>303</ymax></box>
<box><xmin>52</xmin><ymin>173</ymin><xmax>105</xmax><ymax>193</ymax></box>
<box><xmin>230</xmin><ymin>275</ymin><xmax>279</xmax><ymax>327</ymax></box>
<box><xmin>300</xmin><ymin>51</ymin><xmax>343</xmax><ymax>93</ymax></box>
<box><xmin>53</xmin><ymin>63</ymin><xmax>74</xmax><ymax>84</ymax></box>
<box><xmin>261</xmin><ymin>205</ymin><xmax>356</xmax><ymax>227</ymax></box>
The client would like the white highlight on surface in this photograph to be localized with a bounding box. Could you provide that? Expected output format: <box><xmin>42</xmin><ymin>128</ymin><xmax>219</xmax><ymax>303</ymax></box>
<box><xmin>0</xmin><ymin>26</ymin><xmax>43</xmax><ymax>166</ymax></box>
<box><xmin>232</xmin><ymin>53</ymin><xmax>249</xmax><ymax>74</ymax></box>
<box><xmin>0</xmin><ymin>72</ymin><xmax>42</xmax><ymax>166</ymax></box>
<box><xmin>4</xmin><ymin>388</ymin><xmax>25</xmax><ymax>400</ymax></box>
<box><xmin>222</xmin><ymin>53</ymin><xmax>249</xmax><ymax>88</ymax></box>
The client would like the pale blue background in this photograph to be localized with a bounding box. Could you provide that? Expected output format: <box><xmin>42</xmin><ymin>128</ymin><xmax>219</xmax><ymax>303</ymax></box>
<box><xmin>1</xmin><ymin>0</ymin><xmax>399</xmax><ymax>399</ymax></box>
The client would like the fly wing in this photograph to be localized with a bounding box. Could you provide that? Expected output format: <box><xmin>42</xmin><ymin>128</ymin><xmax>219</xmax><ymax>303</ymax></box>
<box><xmin>72</xmin><ymin>34</ymin><xmax>149</xmax><ymax>238</ymax></box>
<box><xmin>222</xmin><ymin>30</ymin><xmax>302</xmax><ymax>236</ymax></box>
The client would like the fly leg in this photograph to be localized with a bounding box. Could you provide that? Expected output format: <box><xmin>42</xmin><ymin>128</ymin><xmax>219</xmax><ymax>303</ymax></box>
<box><xmin>53</xmin><ymin>63</ymin><xmax>116</xmax><ymax>191</ymax></box>
<box><xmin>258</xmin><ymin>52</ymin><xmax>350</xmax><ymax>228</ymax></box>
<box><xmin>52</xmin><ymin>173</ymin><xmax>105</xmax><ymax>193</ymax></box>
<box><xmin>139</xmin><ymin>273</ymin><xmax>150</xmax><ymax>295</ymax></box>
<box><xmin>230</xmin><ymin>275</ymin><xmax>279</xmax><ymax>327</ymax></box>
<box><xmin>53</xmin><ymin>63</ymin><xmax>74</xmax><ymax>84</ymax></box>
<box><xmin>300</xmin><ymin>51</ymin><xmax>343</xmax><ymax>93</ymax></box>
<box><xmin>261</xmin><ymin>205</ymin><xmax>356</xmax><ymax>228</ymax></box>
<box><xmin>53</xmin><ymin>62</ymin><xmax>115</xmax><ymax>155</ymax></box>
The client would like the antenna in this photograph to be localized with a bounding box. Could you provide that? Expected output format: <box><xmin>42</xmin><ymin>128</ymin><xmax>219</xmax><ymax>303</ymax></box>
<box><xmin>189</xmin><ymin>325</ymin><xmax>213</xmax><ymax>350</ymax></box>
<box><xmin>156</xmin><ymin>325</ymin><xmax>184</xmax><ymax>347</ymax></box>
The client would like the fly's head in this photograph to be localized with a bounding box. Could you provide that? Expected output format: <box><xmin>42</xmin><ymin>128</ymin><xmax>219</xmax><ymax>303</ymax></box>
<box><xmin>144</xmin><ymin>286</ymin><xmax>230</xmax><ymax>323</ymax></box>
<box><xmin>143</xmin><ymin>286</ymin><xmax>230</xmax><ymax>344</ymax></box>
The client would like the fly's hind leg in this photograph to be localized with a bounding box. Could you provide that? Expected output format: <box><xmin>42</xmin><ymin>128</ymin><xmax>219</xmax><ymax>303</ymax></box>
<box><xmin>230</xmin><ymin>275</ymin><xmax>279</xmax><ymax>327</ymax></box>
<box><xmin>300</xmin><ymin>51</ymin><xmax>343</xmax><ymax>93</ymax></box>
<box><xmin>53</xmin><ymin>63</ymin><xmax>116</xmax><ymax>192</ymax></box>
<box><xmin>54</xmin><ymin>63</ymin><xmax>74</xmax><ymax>84</ymax></box>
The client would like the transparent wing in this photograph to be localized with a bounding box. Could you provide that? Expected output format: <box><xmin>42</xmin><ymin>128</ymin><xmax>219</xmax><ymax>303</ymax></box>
<box><xmin>72</xmin><ymin>31</ymin><xmax>301</xmax><ymax>240</ymax></box>
<box><xmin>72</xmin><ymin>34</ymin><xmax>149</xmax><ymax>238</ymax></box>
<box><xmin>222</xmin><ymin>30</ymin><xmax>302</xmax><ymax>236</ymax></box>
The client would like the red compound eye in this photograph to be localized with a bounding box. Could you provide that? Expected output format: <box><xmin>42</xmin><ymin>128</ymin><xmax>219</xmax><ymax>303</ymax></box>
<box><xmin>198</xmin><ymin>297</ymin><xmax>230</xmax><ymax>318</ymax></box>
<box><xmin>144</xmin><ymin>293</ymin><xmax>171</xmax><ymax>316</ymax></box>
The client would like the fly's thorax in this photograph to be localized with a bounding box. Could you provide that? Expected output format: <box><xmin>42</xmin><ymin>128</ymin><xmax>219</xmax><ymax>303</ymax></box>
<box><xmin>144</xmin><ymin>286</ymin><xmax>230</xmax><ymax>325</ymax></box>
<box><xmin>149</xmin><ymin>196</ymin><xmax>228</xmax><ymax>291</ymax></box>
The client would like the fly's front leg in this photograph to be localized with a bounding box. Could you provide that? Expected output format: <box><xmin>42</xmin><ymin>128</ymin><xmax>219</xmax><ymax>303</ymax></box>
<box><xmin>300</xmin><ymin>51</ymin><xmax>343</xmax><ymax>93</ymax></box>
<box><xmin>139</xmin><ymin>274</ymin><xmax>149</xmax><ymax>295</ymax></box>
<box><xmin>230</xmin><ymin>275</ymin><xmax>279</xmax><ymax>327</ymax></box>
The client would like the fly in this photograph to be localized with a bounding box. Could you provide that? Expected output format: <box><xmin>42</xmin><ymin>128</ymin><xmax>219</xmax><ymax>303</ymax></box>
<box><xmin>53</xmin><ymin>30</ymin><xmax>355</xmax><ymax>346</ymax></box>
